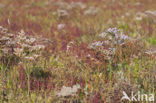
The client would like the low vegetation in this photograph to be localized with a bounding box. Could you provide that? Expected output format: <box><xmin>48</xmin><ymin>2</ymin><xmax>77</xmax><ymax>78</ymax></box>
<box><xmin>0</xmin><ymin>0</ymin><xmax>155</xmax><ymax>102</ymax></box>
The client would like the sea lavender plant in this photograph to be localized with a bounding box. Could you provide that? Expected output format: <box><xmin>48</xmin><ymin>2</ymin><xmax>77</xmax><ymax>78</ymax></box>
<box><xmin>107</xmin><ymin>27</ymin><xmax>120</xmax><ymax>36</ymax></box>
<box><xmin>0</xmin><ymin>26</ymin><xmax>46</xmax><ymax>67</ymax></box>
<box><xmin>99</xmin><ymin>27</ymin><xmax>131</xmax><ymax>45</ymax></box>
<box><xmin>88</xmin><ymin>27</ymin><xmax>131</xmax><ymax>61</ymax></box>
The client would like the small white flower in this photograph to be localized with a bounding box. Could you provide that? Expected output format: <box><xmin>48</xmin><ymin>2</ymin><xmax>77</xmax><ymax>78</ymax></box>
<box><xmin>86</xmin><ymin>54</ymin><xmax>91</xmax><ymax>58</ymax></box>
<box><xmin>99</xmin><ymin>73</ymin><xmax>103</xmax><ymax>78</ymax></box>
<box><xmin>0</xmin><ymin>26</ymin><xmax>3</xmax><ymax>30</ymax></box>
<box><xmin>56</xmin><ymin>84</ymin><xmax>80</xmax><ymax>97</ymax></box>
<box><xmin>125</xmin><ymin>12</ymin><xmax>130</xmax><ymax>17</ymax></box>
<box><xmin>57</xmin><ymin>9</ymin><xmax>69</xmax><ymax>17</ymax></box>
<box><xmin>57</xmin><ymin>24</ymin><xmax>65</xmax><ymax>30</ymax></box>
<box><xmin>33</xmin><ymin>54</ymin><xmax>40</xmax><ymax>59</ymax></box>
<box><xmin>7</xmin><ymin>33</ymin><xmax>14</xmax><ymax>37</ymax></box>
<box><xmin>24</xmin><ymin>56</ymin><xmax>35</xmax><ymax>61</ymax></box>
<box><xmin>121</xmin><ymin>15</ymin><xmax>125</xmax><ymax>19</ymax></box>
<box><xmin>66</xmin><ymin>41</ymin><xmax>74</xmax><ymax>52</ymax></box>
<box><xmin>89</xmin><ymin>41</ymin><xmax>104</xmax><ymax>49</ymax></box>
<box><xmin>22</xmin><ymin>44</ymin><xmax>31</xmax><ymax>48</ymax></box>
<box><xmin>135</xmin><ymin>16</ymin><xmax>142</xmax><ymax>21</ymax></box>
<box><xmin>25</xmin><ymin>37</ymin><xmax>36</xmax><ymax>44</ymax></box>
<box><xmin>99</xmin><ymin>32</ymin><xmax>107</xmax><ymax>38</ymax></box>
<box><xmin>84</xmin><ymin>7</ymin><xmax>99</xmax><ymax>15</ymax></box>
<box><xmin>0</xmin><ymin>36</ymin><xmax>10</xmax><ymax>41</ymax></box>
<box><xmin>17</xmin><ymin>30</ymin><xmax>27</xmax><ymax>41</ymax></box>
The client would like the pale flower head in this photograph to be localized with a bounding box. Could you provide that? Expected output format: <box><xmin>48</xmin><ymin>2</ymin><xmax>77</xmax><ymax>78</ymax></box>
<box><xmin>7</xmin><ymin>33</ymin><xmax>14</xmax><ymax>37</ymax></box>
<box><xmin>145</xmin><ymin>10</ymin><xmax>156</xmax><ymax>17</ymax></box>
<box><xmin>24</xmin><ymin>56</ymin><xmax>35</xmax><ymax>61</ymax></box>
<box><xmin>84</xmin><ymin>7</ymin><xmax>99</xmax><ymax>15</ymax></box>
<box><xmin>22</xmin><ymin>44</ymin><xmax>31</xmax><ymax>48</ymax></box>
<box><xmin>1</xmin><ymin>48</ymin><xmax>11</xmax><ymax>54</ymax></box>
<box><xmin>17</xmin><ymin>30</ymin><xmax>27</xmax><ymax>41</ymax></box>
<box><xmin>0</xmin><ymin>36</ymin><xmax>10</xmax><ymax>41</ymax></box>
<box><xmin>32</xmin><ymin>45</ymin><xmax>45</xmax><ymax>51</ymax></box>
<box><xmin>18</xmin><ymin>30</ymin><xmax>25</xmax><ymax>36</ymax></box>
<box><xmin>99</xmin><ymin>32</ymin><xmax>107</xmax><ymax>38</ymax></box>
<box><xmin>56</xmin><ymin>84</ymin><xmax>80</xmax><ymax>97</ymax></box>
<box><xmin>89</xmin><ymin>41</ymin><xmax>104</xmax><ymax>49</ymax></box>
<box><xmin>25</xmin><ymin>37</ymin><xmax>36</xmax><ymax>44</ymax></box>
<box><xmin>57</xmin><ymin>23</ymin><xmax>65</xmax><ymax>30</ymax></box>
<box><xmin>0</xmin><ymin>26</ymin><xmax>47</xmax><ymax>64</ymax></box>
<box><xmin>0</xmin><ymin>28</ymin><xmax>8</xmax><ymax>34</ymax></box>
<box><xmin>57</xmin><ymin>9</ymin><xmax>69</xmax><ymax>17</ymax></box>
<box><xmin>14</xmin><ymin>48</ymin><xmax>23</xmax><ymax>56</ymax></box>
<box><xmin>33</xmin><ymin>54</ymin><xmax>40</xmax><ymax>59</ymax></box>
<box><xmin>145</xmin><ymin>10</ymin><xmax>156</xmax><ymax>23</ymax></box>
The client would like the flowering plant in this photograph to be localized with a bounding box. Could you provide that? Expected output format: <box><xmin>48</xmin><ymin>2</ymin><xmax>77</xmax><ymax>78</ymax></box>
<box><xmin>0</xmin><ymin>26</ymin><xmax>46</xmax><ymax>67</ymax></box>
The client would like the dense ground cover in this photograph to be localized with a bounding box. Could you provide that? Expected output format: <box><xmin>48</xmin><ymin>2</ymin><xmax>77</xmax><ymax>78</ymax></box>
<box><xmin>0</xmin><ymin>0</ymin><xmax>156</xmax><ymax>102</ymax></box>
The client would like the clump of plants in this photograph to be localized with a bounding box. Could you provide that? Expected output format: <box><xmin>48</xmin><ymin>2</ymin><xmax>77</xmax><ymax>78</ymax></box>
<box><xmin>0</xmin><ymin>26</ymin><xmax>46</xmax><ymax>68</ymax></box>
<box><xmin>0</xmin><ymin>26</ymin><xmax>52</xmax><ymax>96</ymax></box>
<box><xmin>88</xmin><ymin>27</ymin><xmax>144</xmax><ymax>64</ymax></box>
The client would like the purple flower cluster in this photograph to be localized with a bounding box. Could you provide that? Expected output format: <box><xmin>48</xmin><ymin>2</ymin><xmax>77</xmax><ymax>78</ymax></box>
<box><xmin>107</xmin><ymin>27</ymin><xmax>120</xmax><ymax>36</ymax></box>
